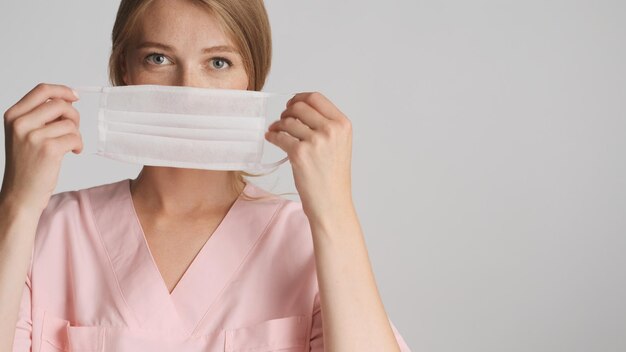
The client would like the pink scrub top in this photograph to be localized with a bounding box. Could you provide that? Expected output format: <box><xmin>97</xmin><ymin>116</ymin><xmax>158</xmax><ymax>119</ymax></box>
<box><xmin>12</xmin><ymin>178</ymin><xmax>411</xmax><ymax>351</ymax></box>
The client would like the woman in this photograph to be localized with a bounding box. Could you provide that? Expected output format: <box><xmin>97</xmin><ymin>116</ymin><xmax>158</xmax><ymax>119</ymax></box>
<box><xmin>0</xmin><ymin>0</ymin><xmax>411</xmax><ymax>350</ymax></box>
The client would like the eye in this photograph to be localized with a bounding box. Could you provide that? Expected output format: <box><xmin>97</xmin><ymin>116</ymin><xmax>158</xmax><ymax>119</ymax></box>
<box><xmin>210</xmin><ymin>57</ymin><xmax>232</xmax><ymax>70</ymax></box>
<box><xmin>145</xmin><ymin>53</ymin><xmax>172</xmax><ymax>66</ymax></box>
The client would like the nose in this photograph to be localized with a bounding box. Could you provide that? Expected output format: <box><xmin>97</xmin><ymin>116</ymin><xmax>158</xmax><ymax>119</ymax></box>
<box><xmin>176</xmin><ymin>65</ymin><xmax>205</xmax><ymax>88</ymax></box>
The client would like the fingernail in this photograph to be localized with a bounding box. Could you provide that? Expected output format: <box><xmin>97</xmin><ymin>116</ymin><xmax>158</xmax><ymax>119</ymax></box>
<box><xmin>72</xmin><ymin>89</ymin><xmax>80</xmax><ymax>99</ymax></box>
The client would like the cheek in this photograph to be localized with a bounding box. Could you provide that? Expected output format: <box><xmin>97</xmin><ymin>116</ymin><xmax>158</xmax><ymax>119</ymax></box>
<box><xmin>226</xmin><ymin>56</ymin><xmax>249</xmax><ymax>89</ymax></box>
<box><xmin>123</xmin><ymin>55</ymin><xmax>146</xmax><ymax>83</ymax></box>
<box><xmin>212</xmin><ymin>66</ymin><xmax>249</xmax><ymax>90</ymax></box>
<box><xmin>232</xmin><ymin>69</ymin><xmax>250</xmax><ymax>90</ymax></box>
<box><xmin>128</xmin><ymin>68</ymin><xmax>160</xmax><ymax>85</ymax></box>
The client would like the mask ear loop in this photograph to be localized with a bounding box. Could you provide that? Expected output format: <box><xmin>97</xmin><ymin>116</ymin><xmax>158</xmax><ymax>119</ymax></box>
<box><xmin>243</xmin><ymin>156</ymin><xmax>290</xmax><ymax>175</ymax></box>
<box><xmin>252</xmin><ymin>92</ymin><xmax>296</xmax><ymax>173</ymax></box>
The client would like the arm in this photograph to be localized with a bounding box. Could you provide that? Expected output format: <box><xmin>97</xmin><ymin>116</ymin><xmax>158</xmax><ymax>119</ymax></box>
<box><xmin>1</xmin><ymin>83</ymin><xmax>83</xmax><ymax>350</ymax></box>
<box><xmin>0</xmin><ymin>198</ymin><xmax>39</xmax><ymax>351</ymax></box>
<box><xmin>308</xmin><ymin>201</ymin><xmax>401</xmax><ymax>351</ymax></box>
<box><xmin>266</xmin><ymin>92</ymin><xmax>404</xmax><ymax>351</ymax></box>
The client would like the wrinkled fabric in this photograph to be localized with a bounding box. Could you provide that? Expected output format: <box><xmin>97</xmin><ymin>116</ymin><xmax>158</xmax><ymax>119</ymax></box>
<box><xmin>12</xmin><ymin>178</ymin><xmax>411</xmax><ymax>351</ymax></box>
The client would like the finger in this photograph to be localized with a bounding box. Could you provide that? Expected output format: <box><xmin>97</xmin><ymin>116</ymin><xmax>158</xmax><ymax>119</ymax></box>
<box><xmin>279</xmin><ymin>101</ymin><xmax>326</xmax><ymax>130</ymax></box>
<box><xmin>265</xmin><ymin>130</ymin><xmax>299</xmax><ymax>152</ymax></box>
<box><xmin>286</xmin><ymin>92</ymin><xmax>344</xmax><ymax>121</ymax></box>
<box><xmin>19</xmin><ymin>98</ymin><xmax>80</xmax><ymax>131</ymax></box>
<box><xmin>28</xmin><ymin>119</ymin><xmax>79</xmax><ymax>142</ymax></box>
<box><xmin>52</xmin><ymin>132</ymin><xmax>84</xmax><ymax>154</ymax></box>
<box><xmin>269</xmin><ymin>116</ymin><xmax>313</xmax><ymax>141</ymax></box>
<box><xmin>5</xmin><ymin>83</ymin><xmax>79</xmax><ymax>123</ymax></box>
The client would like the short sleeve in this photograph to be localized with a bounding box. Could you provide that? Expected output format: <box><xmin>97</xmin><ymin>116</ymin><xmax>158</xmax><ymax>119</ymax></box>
<box><xmin>12</xmin><ymin>274</ymin><xmax>32</xmax><ymax>352</ymax></box>
<box><xmin>309</xmin><ymin>291</ymin><xmax>412</xmax><ymax>351</ymax></box>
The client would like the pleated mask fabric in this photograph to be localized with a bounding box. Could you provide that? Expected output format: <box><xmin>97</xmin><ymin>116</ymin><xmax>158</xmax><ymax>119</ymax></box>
<box><xmin>73</xmin><ymin>84</ymin><xmax>292</xmax><ymax>174</ymax></box>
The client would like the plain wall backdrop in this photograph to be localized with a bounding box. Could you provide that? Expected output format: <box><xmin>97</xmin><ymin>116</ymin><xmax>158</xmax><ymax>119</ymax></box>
<box><xmin>1</xmin><ymin>1</ymin><xmax>625</xmax><ymax>351</ymax></box>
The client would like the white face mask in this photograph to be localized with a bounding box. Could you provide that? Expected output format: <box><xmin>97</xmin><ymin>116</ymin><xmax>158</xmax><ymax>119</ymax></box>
<box><xmin>73</xmin><ymin>85</ymin><xmax>291</xmax><ymax>174</ymax></box>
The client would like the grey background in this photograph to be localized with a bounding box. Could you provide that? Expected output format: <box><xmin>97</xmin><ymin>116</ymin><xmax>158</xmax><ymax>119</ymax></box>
<box><xmin>2</xmin><ymin>1</ymin><xmax>625</xmax><ymax>351</ymax></box>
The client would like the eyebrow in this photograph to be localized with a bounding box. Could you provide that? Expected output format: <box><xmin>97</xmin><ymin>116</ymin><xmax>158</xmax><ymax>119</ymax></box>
<box><xmin>134</xmin><ymin>41</ymin><xmax>239</xmax><ymax>54</ymax></box>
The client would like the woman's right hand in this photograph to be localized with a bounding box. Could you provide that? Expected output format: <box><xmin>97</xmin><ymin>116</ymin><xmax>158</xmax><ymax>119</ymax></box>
<box><xmin>1</xmin><ymin>83</ymin><xmax>83</xmax><ymax>215</ymax></box>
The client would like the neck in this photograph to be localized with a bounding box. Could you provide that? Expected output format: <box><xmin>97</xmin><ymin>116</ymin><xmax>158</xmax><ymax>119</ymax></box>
<box><xmin>129</xmin><ymin>166</ymin><xmax>245</xmax><ymax>216</ymax></box>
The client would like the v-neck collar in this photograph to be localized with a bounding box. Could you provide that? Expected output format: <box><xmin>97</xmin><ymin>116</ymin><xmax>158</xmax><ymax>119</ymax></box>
<box><xmin>87</xmin><ymin>178</ymin><xmax>285</xmax><ymax>337</ymax></box>
<box><xmin>125</xmin><ymin>178</ymin><xmax>249</xmax><ymax>299</ymax></box>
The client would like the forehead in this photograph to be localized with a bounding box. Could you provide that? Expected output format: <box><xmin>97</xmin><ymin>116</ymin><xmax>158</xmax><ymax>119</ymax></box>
<box><xmin>133</xmin><ymin>0</ymin><xmax>236</xmax><ymax>50</ymax></box>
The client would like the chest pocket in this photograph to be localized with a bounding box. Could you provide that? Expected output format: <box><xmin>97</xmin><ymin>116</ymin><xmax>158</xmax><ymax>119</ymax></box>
<box><xmin>40</xmin><ymin>311</ymin><xmax>104</xmax><ymax>352</ymax></box>
<box><xmin>39</xmin><ymin>311</ymin><xmax>309</xmax><ymax>352</ymax></box>
<box><xmin>224</xmin><ymin>315</ymin><xmax>309</xmax><ymax>352</ymax></box>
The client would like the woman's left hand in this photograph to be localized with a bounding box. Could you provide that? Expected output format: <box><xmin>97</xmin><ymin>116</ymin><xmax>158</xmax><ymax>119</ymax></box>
<box><xmin>265</xmin><ymin>92</ymin><xmax>353</xmax><ymax>222</ymax></box>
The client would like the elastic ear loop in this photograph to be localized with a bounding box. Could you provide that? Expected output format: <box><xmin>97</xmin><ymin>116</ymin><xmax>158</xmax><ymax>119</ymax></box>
<box><xmin>72</xmin><ymin>86</ymin><xmax>295</xmax><ymax>171</ymax></box>
<box><xmin>250</xmin><ymin>93</ymin><xmax>296</xmax><ymax>174</ymax></box>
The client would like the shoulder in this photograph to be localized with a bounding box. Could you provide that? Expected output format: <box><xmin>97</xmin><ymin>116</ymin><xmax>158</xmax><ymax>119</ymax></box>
<box><xmin>245</xmin><ymin>183</ymin><xmax>311</xmax><ymax>233</ymax></box>
<box><xmin>33</xmin><ymin>179</ymin><xmax>128</xmax><ymax>252</ymax></box>
<box><xmin>239</xmin><ymin>184</ymin><xmax>318</xmax><ymax>287</ymax></box>
<box><xmin>39</xmin><ymin>179</ymin><xmax>127</xmax><ymax>224</ymax></box>
<box><xmin>276</xmin><ymin>199</ymin><xmax>311</xmax><ymax>233</ymax></box>
<box><xmin>30</xmin><ymin>179</ymin><xmax>129</xmax><ymax>280</ymax></box>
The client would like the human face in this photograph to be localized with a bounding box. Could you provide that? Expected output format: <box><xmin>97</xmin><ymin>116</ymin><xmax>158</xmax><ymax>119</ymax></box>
<box><xmin>121</xmin><ymin>0</ymin><xmax>249</xmax><ymax>90</ymax></box>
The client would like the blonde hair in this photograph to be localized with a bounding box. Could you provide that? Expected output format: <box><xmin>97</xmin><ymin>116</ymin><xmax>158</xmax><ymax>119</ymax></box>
<box><xmin>108</xmin><ymin>0</ymin><xmax>294</xmax><ymax>201</ymax></box>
